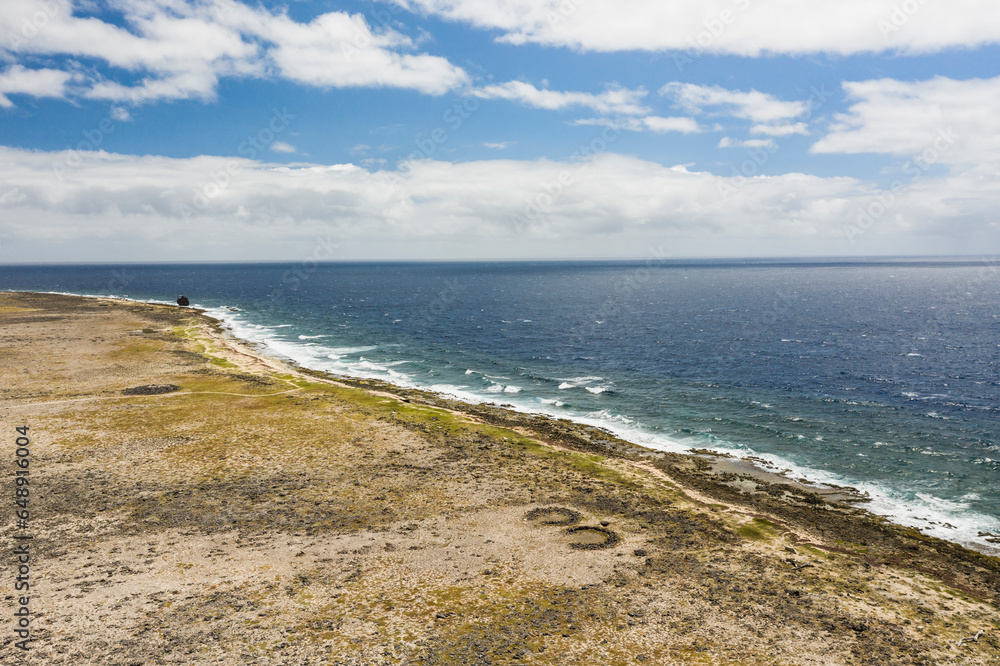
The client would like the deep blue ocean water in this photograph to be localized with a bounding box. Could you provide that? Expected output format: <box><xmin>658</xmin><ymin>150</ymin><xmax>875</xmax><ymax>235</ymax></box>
<box><xmin>4</xmin><ymin>259</ymin><xmax>999</xmax><ymax>552</ymax></box>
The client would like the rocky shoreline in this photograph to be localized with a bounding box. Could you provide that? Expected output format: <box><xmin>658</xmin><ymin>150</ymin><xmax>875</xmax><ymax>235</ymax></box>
<box><xmin>2</xmin><ymin>290</ymin><xmax>999</xmax><ymax>664</ymax></box>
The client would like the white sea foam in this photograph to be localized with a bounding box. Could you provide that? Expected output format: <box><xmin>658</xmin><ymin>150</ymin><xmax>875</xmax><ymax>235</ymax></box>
<box><xmin>482</xmin><ymin>383</ymin><xmax>522</xmax><ymax>394</ymax></box>
<box><xmin>916</xmin><ymin>493</ymin><xmax>969</xmax><ymax>511</ymax></box>
<box><xmin>28</xmin><ymin>291</ymin><xmax>185</xmax><ymax>308</ymax></box>
<box><xmin>355</xmin><ymin>360</ymin><xmax>389</xmax><ymax>372</ymax></box>
<box><xmin>584</xmin><ymin>409</ymin><xmax>635</xmax><ymax>426</ymax></box>
<box><xmin>298</xmin><ymin>334</ymin><xmax>330</xmax><ymax>339</ymax></box>
<box><xmin>558</xmin><ymin>376</ymin><xmax>605</xmax><ymax>390</ymax></box>
<box><xmin>325</xmin><ymin>346</ymin><xmax>378</xmax><ymax>359</ymax></box>
<box><xmin>425</xmin><ymin>384</ymin><xmax>487</xmax><ymax>404</ymax></box>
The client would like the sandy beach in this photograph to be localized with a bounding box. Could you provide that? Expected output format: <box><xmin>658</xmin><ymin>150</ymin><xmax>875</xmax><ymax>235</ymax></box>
<box><xmin>1</xmin><ymin>290</ymin><xmax>998</xmax><ymax>664</ymax></box>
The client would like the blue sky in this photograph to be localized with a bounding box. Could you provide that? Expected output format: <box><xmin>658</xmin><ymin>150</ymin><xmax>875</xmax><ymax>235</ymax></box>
<box><xmin>2</xmin><ymin>0</ymin><xmax>1000</xmax><ymax>262</ymax></box>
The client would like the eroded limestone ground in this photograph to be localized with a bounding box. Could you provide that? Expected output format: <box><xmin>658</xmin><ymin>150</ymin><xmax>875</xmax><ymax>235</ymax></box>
<box><xmin>1</xmin><ymin>291</ymin><xmax>998</xmax><ymax>665</ymax></box>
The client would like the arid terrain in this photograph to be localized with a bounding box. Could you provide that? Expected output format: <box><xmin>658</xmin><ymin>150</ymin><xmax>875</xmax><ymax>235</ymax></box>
<box><xmin>1</xmin><ymin>291</ymin><xmax>998</xmax><ymax>664</ymax></box>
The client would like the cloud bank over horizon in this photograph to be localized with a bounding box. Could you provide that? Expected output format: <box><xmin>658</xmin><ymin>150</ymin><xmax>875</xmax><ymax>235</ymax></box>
<box><xmin>1</xmin><ymin>0</ymin><xmax>999</xmax><ymax>262</ymax></box>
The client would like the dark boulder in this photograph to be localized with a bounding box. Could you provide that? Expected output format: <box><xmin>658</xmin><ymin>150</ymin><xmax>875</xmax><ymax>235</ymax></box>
<box><xmin>176</xmin><ymin>296</ymin><xmax>189</xmax><ymax>306</ymax></box>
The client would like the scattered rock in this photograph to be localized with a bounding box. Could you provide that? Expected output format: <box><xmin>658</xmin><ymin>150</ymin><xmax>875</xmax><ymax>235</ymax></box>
<box><xmin>176</xmin><ymin>296</ymin><xmax>189</xmax><ymax>306</ymax></box>
<box><xmin>122</xmin><ymin>384</ymin><xmax>180</xmax><ymax>396</ymax></box>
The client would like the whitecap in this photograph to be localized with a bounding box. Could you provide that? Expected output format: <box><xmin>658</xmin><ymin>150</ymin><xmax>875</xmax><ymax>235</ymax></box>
<box><xmin>584</xmin><ymin>409</ymin><xmax>635</xmax><ymax>426</ymax></box>
<box><xmin>353</xmin><ymin>360</ymin><xmax>389</xmax><ymax>372</ymax></box>
<box><xmin>915</xmin><ymin>493</ymin><xmax>970</xmax><ymax>511</ymax></box>
<box><xmin>557</xmin><ymin>376</ymin><xmax>604</xmax><ymax>390</ymax></box>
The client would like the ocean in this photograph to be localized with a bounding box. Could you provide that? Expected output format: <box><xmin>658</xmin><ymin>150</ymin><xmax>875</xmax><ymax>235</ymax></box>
<box><xmin>4</xmin><ymin>259</ymin><xmax>999</xmax><ymax>553</ymax></box>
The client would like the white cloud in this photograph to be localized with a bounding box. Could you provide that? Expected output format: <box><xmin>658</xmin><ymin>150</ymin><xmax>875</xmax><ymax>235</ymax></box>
<box><xmin>391</xmin><ymin>0</ymin><xmax>1000</xmax><ymax>55</ymax></box>
<box><xmin>662</xmin><ymin>83</ymin><xmax>807</xmax><ymax>123</ymax></box>
<box><xmin>471</xmin><ymin>81</ymin><xmax>650</xmax><ymax>115</ymax></box>
<box><xmin>3</xmin><ymin>145</ymin><xmax>999</xmax><ymax>261</ymax></box>
<box><xmin>0</xmin><ymin>65</ymin><xmax>73</xmax><ymax>107</ymax></box>
<box><xmin>719</xmin><ymin>137</ymin><xmax>776</xmax><ymax>149</ymax></box>
<box><xmin>0</xmin><ymin>0</ymin><xmax>468</xmax><ymax>106</ymax></box>
<box><xmin>751</xmin><ymin>122</ymin><xmax>809</xmax><ymax>137</ymax></box>
<box><xmin>811</xmin><ymin>76</ymin><xmax>1000</xmax><ymax>166</ymax></box>
<box><xmin>109</xmin><ymin>106</ymin><xmax>133</xmax><ymax>122</ymax></box>
<box><xmin>573</xmin><ymin>116</ymin><xmax>703</xmax><ymax>134</ymax></box>
<box><xmin>641</xmin><ymin>116</ymin><xmax>703</xmax><ymax>134</ymax></box>
<box><xmin>247</xmin><ymin>7</ymin><xmax>468</xmax><ymax>94</ymax></box>
<box><xmin>270</xmin><ymin>141</ymin><xmax>296</xmax><ymax>153</ymax></box>
<box><xmin>483</xmin><ymin>141</ymin><xmax>510</xmax><ymax>149</ymax></box>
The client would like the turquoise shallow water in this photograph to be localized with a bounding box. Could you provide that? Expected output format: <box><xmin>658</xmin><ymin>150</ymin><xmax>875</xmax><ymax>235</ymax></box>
<box><xmin>4</xmin><ymin>259</ymin><xmax>999</xmax><ymax>552</ymax></box>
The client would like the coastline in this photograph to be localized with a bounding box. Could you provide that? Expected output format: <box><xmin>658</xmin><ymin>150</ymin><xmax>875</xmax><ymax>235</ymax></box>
<box><xmin>17</xmin><ymin>288</ymin><xmax>999</xmax><ymax>554</ymax></box>
<box><xmin>24</xmin><ymin>290</ymin><xmax>878</xmax><ymax>505</ymax></box>
<box><xmin>195</xmin><ymin>294</ymin><xmax>1000</xmax><ymax>557</ymax></box>
<box><xmin>2</xmin><ymin>290</ymin><xmax>999</xmax><ymax>664</ymax></box>
<box><xmin>200</xmin><ymin>296</ymin><xmax>997</xmax><ymax>557</ymax></box>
